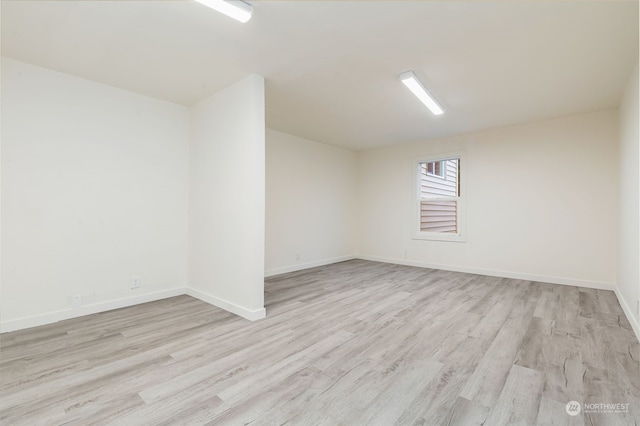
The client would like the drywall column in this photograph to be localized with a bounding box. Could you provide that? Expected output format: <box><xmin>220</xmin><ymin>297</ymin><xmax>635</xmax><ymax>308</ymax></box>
<box><xmin>618</xmin><ymin>61</ymin><xmax>639</xmax><ymax>338</ymax></box>
<box><xmin>188</xmin><ymin>74</ymin><xmax>266</xmax><ymax>320</ymax></box>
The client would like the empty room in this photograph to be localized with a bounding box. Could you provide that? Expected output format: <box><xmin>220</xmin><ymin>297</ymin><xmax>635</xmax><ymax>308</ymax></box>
<box><xmin>1</xmin><ymin>0</ymin><xmax>639</xmax><ymax>425</ymax></box>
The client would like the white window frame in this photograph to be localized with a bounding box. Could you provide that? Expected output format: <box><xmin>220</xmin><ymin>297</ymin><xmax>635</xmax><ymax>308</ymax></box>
<box><xmin>426</xmin><ymin>160</ymin><xmax>446</xmax><ymax>179</ymax></box>
<box><xmin>413</xmin><ymin>151</ymin><xmax>466</xmax><ymax>242</ymax></box>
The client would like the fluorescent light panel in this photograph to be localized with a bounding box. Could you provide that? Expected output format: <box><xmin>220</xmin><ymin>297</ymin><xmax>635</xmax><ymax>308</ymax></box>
<box><xmin>195</xmin><ymin>0</ymin><xmax>253</xmax><ymax>23</ymax></box>
<box><xmin>399</xmin><ymin>70</ymin><xmax>444</xmax><ymax>115</ymax></box>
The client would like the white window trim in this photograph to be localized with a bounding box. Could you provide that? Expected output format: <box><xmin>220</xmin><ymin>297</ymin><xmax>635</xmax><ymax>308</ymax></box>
<box><xmin>413</xmin><ymin>151</ymin><xmax>467</xmax><ymax>242</ymax></box>
<box><xmin>426</xmin><ymin>160</ymin><xmax>446</xmax><ymax>179</ymax></box>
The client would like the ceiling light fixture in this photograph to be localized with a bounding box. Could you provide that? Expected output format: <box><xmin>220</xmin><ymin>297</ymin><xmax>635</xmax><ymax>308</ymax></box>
<box><xmin>195</xmin><ymin>0</ymin><xmax>253</xmax><ymax>23</ymax></box>
<box><xmin>399</xmin><ymin>70</ymin><xmax>444</xmax><ymax>116</ymax></box>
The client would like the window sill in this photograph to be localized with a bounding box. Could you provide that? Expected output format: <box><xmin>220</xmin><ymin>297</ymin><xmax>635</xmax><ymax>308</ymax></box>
<box><xmin>412</xmin><ymin>233</ymin><xmax>467</xmax><ymax>243</ymax></box>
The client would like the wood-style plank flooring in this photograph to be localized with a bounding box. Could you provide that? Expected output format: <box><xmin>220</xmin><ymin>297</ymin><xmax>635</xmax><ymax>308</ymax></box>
<box><xmin>1</xmin><ymin>260</ymin><xmax>638</xmax><ymax>425</ymax></box>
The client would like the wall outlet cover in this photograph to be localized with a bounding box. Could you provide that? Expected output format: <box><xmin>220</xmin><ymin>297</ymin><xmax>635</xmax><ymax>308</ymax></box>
<box><xmin>71</xmin><ymin>294</ymin><xmax>82</xmax><ymax>308</ymax></box>
<box><xmin>131</xmin><ymin>275</ymin><xmax>141</xmax><ymax>289</ymax></box>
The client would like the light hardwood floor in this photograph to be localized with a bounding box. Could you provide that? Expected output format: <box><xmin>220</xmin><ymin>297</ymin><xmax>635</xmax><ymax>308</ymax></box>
<box><xmin>1</xmin><ymin>260</ymin><xmax>638</xmax><ymax>425</ymax></box>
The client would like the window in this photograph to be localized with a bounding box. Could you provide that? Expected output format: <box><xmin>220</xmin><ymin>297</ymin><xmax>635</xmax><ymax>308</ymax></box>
<box><xmin>415</xmin><ymin>153</ymin><xmax>465</xmax><ymax>242</ymax></box>
<box><xmin>426</xmin><ymin>161</ymin><xmax>445</xmax><ymax>178</ymax></box>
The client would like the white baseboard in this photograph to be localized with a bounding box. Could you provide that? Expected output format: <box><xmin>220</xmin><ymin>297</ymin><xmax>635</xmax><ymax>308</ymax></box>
<box><xmin>0</xmin><ymin>287</ymin><xmax>186</xmax><ymax>333</ymax></box>
<box><xmin>356</xmin><ymin>254</ymin><xmax>615</xmax><ymax>291</ymax></box>
<box><xmin>264</xmin><ymin>255</ymin><xmax>356</xmax><ymax>278</ymax></box>
<box><xmin>186</xmin><ymin>288</ymin><xmax>266</xmax><ymax>321</ymax></box>
<box><xmin>614</xmin><ymin>287</ymin><xmax>640</xmax><ymax>342</ymax></box>
<box><xmin>1</xmin><ymin>285</ymin><xmax>266</xmax><ymax>333</ymax></box>
<box><xmin>4</xmin><ymin>256</ymin><xmax>629</xmax><ymax>338</ymax></box>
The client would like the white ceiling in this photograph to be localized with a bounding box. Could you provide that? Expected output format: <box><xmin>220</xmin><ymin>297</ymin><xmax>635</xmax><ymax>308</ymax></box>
<box><xmin>2</xmin><ymin>0</ymin><xmax>638</xmax><ymax>150</ymax></box>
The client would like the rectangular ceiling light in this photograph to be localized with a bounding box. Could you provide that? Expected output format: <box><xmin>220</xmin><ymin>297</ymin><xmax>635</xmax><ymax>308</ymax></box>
<box><xmin>195</xmin><ymin>0</ymin><xmax>253</xmax><ymax>23</ymax></box>
<box><xmin>399</xmin><ymin>70</ymin><xmax>444</xmax><ymax>116</ymax></box>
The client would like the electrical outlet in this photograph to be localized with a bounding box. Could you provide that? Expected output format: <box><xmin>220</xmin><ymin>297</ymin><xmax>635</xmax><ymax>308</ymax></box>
<box><xmin>71</xmin><ymin>294</ymin><xmax>82</xmax><ymax>308</ymax></box>
<box><xmin>296</xmin><ymin>252</ymin><xmax>301</xmax><ymax>261</ymax></box>
<box><xmin>131</xmin><ymin>275</ymin><xmax>141</xmax><ymax>289</ymax></box>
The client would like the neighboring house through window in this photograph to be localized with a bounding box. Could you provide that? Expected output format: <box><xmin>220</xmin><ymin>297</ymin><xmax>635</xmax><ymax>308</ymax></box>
<box><xmin>415</xmin><ymin>153</ymin><xmax>465</xmax><ymax>242</ymax></box>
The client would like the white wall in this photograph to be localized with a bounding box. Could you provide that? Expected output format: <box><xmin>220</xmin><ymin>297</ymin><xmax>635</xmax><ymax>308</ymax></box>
<box><xmin>265</xmin><ymin>129</ymin><xmax>357</xmax><ymax>276</ymax></box>
<box><xmin>188</xmin><ymin>74</ymin><xmax>266</xmax><ymax>320</ymax></box>
<box><xmin>358</xmin><ymin>110</ymin><xmax>619</xmax><ymax>289</ymax></box>
<box><xmin>1</xmin><ymin>57</ymin><xmax>633</xmax><ymax>334</ymax></box>
<box><xmin>1</xmin><ymin>58</ymin><xmax>189</xmax><ymax>331</ymax></box>
<box><xmin>618</xmin><ymin>61</ymin><xmax>639</xmax><ymax>337</ymax></box>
